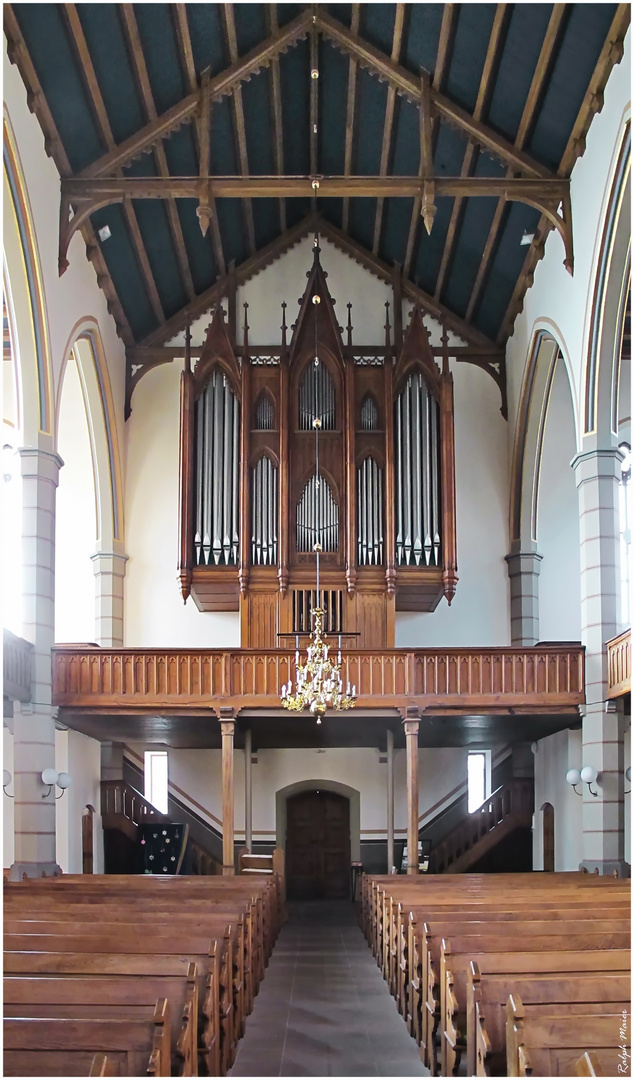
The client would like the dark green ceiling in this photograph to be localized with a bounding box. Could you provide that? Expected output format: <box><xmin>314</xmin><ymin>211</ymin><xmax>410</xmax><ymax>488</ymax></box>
<box><xmin>7</xmin><ymin>3</ymin><xmax>623</xmax><ymax>346</ymax></box>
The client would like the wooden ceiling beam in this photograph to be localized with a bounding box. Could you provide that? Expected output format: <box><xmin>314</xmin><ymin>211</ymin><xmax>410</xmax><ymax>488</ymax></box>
<box><xmin>3</xmin><ymin>4</ymin><xmax>134</xmax><ymax>345</ymax></box>
<box><xmin>79</xmin><ymin>9</ymin><xmax>312</xmax><ymax>180</ymax></box>
<box><xmin>62</xmin><ymin>5</ymin><xmax>165</xmax><ymax>329</ymax></box>
<box><xmin>266</xmin><ymin>5</ymin><xmax>286</xmax><ymax>233</ymax></box>
<box><xmin>121</xmin><ymin>5</ymin><xmax>195</xmax><ymax>303</ymax></box>
<box><xmin>498</xmin><ymin>3</ymin><xmax>630</xmax><ymax>343</ymax></box>
<box><xmin>222</xmin><ymin>4</ymin><xmax>256</xmax><ymax>256</ymax></box>
<box><xmin>172</xmin><ymin>3</ymin><xmax>226</xmax><ymax>277</ymax></box>
<box><xmin>403</xmin><ymin>3</ymin><xmax>456</xmax><ymax>279</ymax></box>
<box><xmin>342</xmin><ymin>4</ymin><xmax>360</xmax><ymax>233</ymax></box>
<box><xmin>434</xmin><ymin>4</ymin><xmax>509</xmax><ymax>302</ymax></box>
<box><xmin>316</xmin><ymin>9</ymin><xmax>553</xmax><ymax>180</ymax></box>
<box><xmin>372</xmin><ymin>4</ymin><xmax>406</xmax><ymax>255</ymax></box>
<box><xmin>139</xmin><ymin>211</ymin><xmax>319</xmax><ymax>348</ymax></box>
<box><xmin>464</xmin><ymin>4</ymin><xmax>567</xmax><ymax>324</ymax></box>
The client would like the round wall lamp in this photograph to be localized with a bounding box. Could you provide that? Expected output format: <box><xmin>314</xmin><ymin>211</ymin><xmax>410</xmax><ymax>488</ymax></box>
<box><xmin>625</xmin><ymin>765</ymin><xmax>631</xmax><ymax>795</ymax></box>
<box><xmin>3</xmin><ymin>769</ymin><xmax>14</xmax><ymax>797</ymax></box>
<box><xmin>41</xmin><ymin>769</ymin><xmax>71</xmax><ymax>799</ymax></box>
<box><xmin>566</xmin><ymin>765</ymin><xmax>599</xmax><ymax>797</ymax></box>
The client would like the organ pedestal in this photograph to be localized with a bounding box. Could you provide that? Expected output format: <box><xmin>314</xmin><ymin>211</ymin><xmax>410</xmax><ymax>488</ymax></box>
<box><xmin>178</xmin><ymin>241</ymin><xmax>458</xmax><ymax>650</ymax></box>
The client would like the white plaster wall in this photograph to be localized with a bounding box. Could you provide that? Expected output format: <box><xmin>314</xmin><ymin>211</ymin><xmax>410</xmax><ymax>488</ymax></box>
<box><xmin>55</xmin><ymin>728</ymin><xmax>104</xmax><ymax>874</ymax></box>
<box><xmin>55</xmin><ymin>353</ymin><xmax>97</xmax><ymax>643</ymax></box>
<box><xmin>533</xmin><ymin>728</ymin><xmax>583</xmax><ymax>872</ymax></box>
<box><xmin>396</xmin><ymin>360</ymin><xmax>510</xmax><ymax>646</ymax></box>
<box><xmin>3</xmin><ymin>726</ymin><xmax>14</xmax><ymax>867</ymax></box>
<box><xmin>3</xmin><ymin>47</ymin><xmax>127</xmax><ymax>451</ymax></box>
<box><xmin>537</xmin><ymin>358</ymin><xmax>581</xmax><ymax>641</ymax></box>
<box><xmin>506</xmin><ymin>33</ymin><xmax>631</xmax><ymax>450</ymax></box>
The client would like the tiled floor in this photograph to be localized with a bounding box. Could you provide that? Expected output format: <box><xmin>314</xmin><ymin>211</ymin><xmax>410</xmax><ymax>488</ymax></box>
<box><xmin>230</xmin><ymin>900</ymin><xmax>430</xmax><ymax>1078</ymax></box>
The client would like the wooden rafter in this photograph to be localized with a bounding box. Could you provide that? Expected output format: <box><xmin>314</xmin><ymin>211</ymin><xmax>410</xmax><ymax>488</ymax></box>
<box><xmin>3</xmin><ymin>4</ymin><xmax>133</xmax><ymax>344</ymax></box>
<box><xmin>79</xmin><ymin>9</ymin><xmax>312</xmax><ymax>180</ymax></box>
<box><xmin>434</xmin><ymin>3</ymin><xmax>509</xmax><ymax>302</ymax></box>
<box><xmin>222</xmin><ymin>3</ymin><xmax>256</xmax><ymax>256</ymax></box>
<box><xmin>497</xmin><ymin>2</ymin><xmax>630</xmax><ymax>342</ymax></box>
<box><xmin>172</xmin><ymin>3</ymin><xmax>226</xmax><ymax>275</ymax></box>
<box><xmin>403</xmin><ymin>3</ymin><xmax>456</xmax><ymax>279</ymax></box>
<box><xmin>342</xmin><ymin>3</ymin><xmax>360</xmax><ymax>233</ymax></box>
<box><xmin>465</xmin><ymin>4</ymin><xmax>566</xmax><ymax>322</ymax></box>
<box><xmin>316</xmin><ymin>10</ymin><xmax>553</xmax><ymax>180</ymax></box>
<box><xmin>120</xmin><ymin>6</ymin><xmax>195</xmax><ymax>303</ymax></box>
<box><xmin>63</xmin><ymin>5</ymin><xmax>165</xmax><ymax>328</ymax></box>
<box><xmin>372</xmin><ymin>3</ymin><xmax>405</xmax><ymax>255</ymax></box>
<box><xmin>266</xmin><ymin>4</ymin><xmax>286</xmax><ymax>233</ymax></box>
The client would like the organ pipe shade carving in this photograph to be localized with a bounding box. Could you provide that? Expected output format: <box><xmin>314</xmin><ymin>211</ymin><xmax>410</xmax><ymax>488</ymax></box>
<box><xmin>296</xmin><ymin>473</ymin><xmax>339</xmax><ymax>552</ymax></box>
<box><xmin>299</xmin><ymin>360</ymin><xmax>335</xmax><ymax>430</ymax></box>
<box><xmin>194</xmin><ymin>370</ymin><xmax>240</xmax><ymax>566</ymax></box>
<box><xmin>252</xmin><ymin>456</ymin><xmax>278</xmax><ymax>565</ymax></box>
<box><xmin>254</xmin><ymin>393</ymin><xmax>275</xmax><ymax>430</ymax></box>
<box><xmin>395</xmin><ymin>372</ymin><xmax>441</xmax><ymax>566</ymax></box>
<box><xmin>360</xmin><ymin>394</ymin><xmax>379</xmax><ymax>430</ymax></box>
<box><xmin>357</xmin><ymin>457</ymin><xmax>384</xmax><ymax>565</ymax></box>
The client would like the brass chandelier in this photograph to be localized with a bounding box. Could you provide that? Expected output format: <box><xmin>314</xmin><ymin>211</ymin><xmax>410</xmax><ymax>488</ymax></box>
<box><xmin>281</xmin><ymin>278</ymin><xmax>357</xmax><ymax>720</ymax></box>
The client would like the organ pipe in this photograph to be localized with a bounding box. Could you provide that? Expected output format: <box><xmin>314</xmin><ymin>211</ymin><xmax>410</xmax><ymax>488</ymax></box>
<box><xmin>194</xmin><ymin>370</ymin><xmax>241</xmax><ymax>566</ymax></box>
<box><xmin>296</xmin><ymin>473</ymin><xmax>338</xmax><ymax>552</ymax></box>
<box><xmin>299</xmin><ymin>360</ymin><xmax>335</xmax><ymax>430</ymax></box>
<box><xmin>252</xmin><ymin>456</ymin><xmax>278</xmax><ymax>565</ymax></box>
<box><xmin>357</xmin><ymin>457</ymin><xmax>384</xmax><ymax>565</ymax></box>
<box><xmin>395</xmin><ymin>372</ymin><xmax>441</xmax><ymax>567</ymax></box>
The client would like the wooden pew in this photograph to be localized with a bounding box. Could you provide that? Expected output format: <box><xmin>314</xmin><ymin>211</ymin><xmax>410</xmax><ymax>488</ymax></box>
<box><xmin>575</xmin><ymin>1050</ymin><xmax>606</xmax><ymax>1077</ymax></box>
<box><xmin>441</xmin><ymin>947</ymin><xmax>631</xmax><ymax>1078</ymax></box>
<box><xmin>89</xmin><ymin>1054</ymin><xmax>115</xmax><ymax>1077</ymax></box>
<box><xmin>468</xmin><ymin>965</ymin><xmax>630</xmax><ymax>1076</ymax></box>
<box><xmin>4</xmin><ymin>971</ymin><xmax>198</xmax><ymax>1076</ymax></box>
<box><xmin>3</xmin><ymin>998</ymin><xmax>171</xmax><ymax>1077</ymax></box>
<box><xmin>505</xmin><ymin>993</ymin><xmax>624</xmax><ymax>1078</ymax></box>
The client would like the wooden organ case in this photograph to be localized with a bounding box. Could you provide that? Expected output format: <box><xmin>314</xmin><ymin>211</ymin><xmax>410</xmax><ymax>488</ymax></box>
<box><xmin>178</xmin><ymin>242</ymin><xmax>458</xmax><ymax>650</ymax></box>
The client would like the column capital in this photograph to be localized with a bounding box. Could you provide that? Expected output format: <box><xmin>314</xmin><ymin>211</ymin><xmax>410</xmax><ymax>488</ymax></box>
<box><xmin>571</xmin><ymin>446</ymin><xmax>624</xmax><ymax>485</ymax></box>
<box><xmin>90</xmin><ymin>550</ymin><xmax>129</xmax><ymax>576</ymax></box>
<box><xmin>17</xmin><ymin>447</ymin><xmax>64</xmax><ymax>484</ymax></box>
<box><xmin>505</xmin><ymin>549</ymin><xmax>543</xmax><ymax>576</ymax></box>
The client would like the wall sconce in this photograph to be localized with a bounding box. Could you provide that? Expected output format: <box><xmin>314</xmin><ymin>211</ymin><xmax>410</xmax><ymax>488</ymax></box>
<box><xmin>3</xmin><ymin>769</ymin><xmax>14</xmax><ymax>798</ymax></box>
<box><xmin>566</xmin><ymin>766</ymin><xmax>599</xmax><ymax>797</ymax></box>
<box><xmin>625</xmin><ymin>766</ymin><xmax>631</xmax><ymax>795</ymax></box>
<box><xmin>41</xmin><ymin>768</ymin><xmax>71</xmax><ymax>799</ymax></box>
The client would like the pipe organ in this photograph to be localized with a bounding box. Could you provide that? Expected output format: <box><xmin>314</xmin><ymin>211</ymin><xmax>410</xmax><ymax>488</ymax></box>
<box><xmin>178</xmin><ymin>241</ymin><xmax>457</xmax><ymax>648</ymax></box>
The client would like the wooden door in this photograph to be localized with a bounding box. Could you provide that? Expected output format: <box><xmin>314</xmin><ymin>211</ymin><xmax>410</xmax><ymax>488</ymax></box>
<box><xmin>286</xmin><ymin>790</ymin><xmax>350</xmax><ymax>899</ymax></box>
<box><xmin>542</xmin><ymin>802</ymin><xmax>555</xmax><ymax>872</ymax></box>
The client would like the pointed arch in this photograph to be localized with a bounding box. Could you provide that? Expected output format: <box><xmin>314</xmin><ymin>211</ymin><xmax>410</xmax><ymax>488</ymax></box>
<box><xmin>254</xmin><ymin>388</ymin><xmax>276</xmax><ymax>431</ymax></box>
<box><xmin>296</xmin><ymin>471</ymin><xmax>339</xmax><ymax>553</ymax></box>
<box><xmin>298</xmin><ymin>358</ymin><xmax>336</xmax><ymax>430</ymax></box>
<box><xmin>3</xmin><ymin>112</ymin><xmax>53</xmax><ymax>443</ymax></box>
<box><xmin>360</xmin><ymin>392</ymin><xmax>379</xmax><ymax>431</ymax></box>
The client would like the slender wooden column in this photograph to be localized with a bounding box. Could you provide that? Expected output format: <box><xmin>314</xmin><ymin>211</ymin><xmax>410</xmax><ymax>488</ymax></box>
<box><xmin>403</xmin><ymin>708</ymin><xmax>420</xmax><ymax>875</ymax></box>
<box><xmin>386</xmin><ymin>728</ymin><xmax>394</xmax><ymax>873</ymax></box>
<box><xmin>219</xmin><ymin>709</ymin><xmax>236</xmax><ymax>875</ymax></box>
<box><xmin>245</xmin><ymin>728</ymin><xmax>252</xmax><ymax>853</ymax></box>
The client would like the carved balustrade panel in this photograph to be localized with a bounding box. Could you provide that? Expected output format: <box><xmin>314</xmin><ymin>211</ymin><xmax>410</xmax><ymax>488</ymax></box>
<box><xmin>53</xmin><ymin>645</ymin><xmax>584</xmax><ymax>713</ymax></box>
<box><xmin>607</xmin><ymin>629</ymin><xmax>631</xmax><ymax>698</ymax></box>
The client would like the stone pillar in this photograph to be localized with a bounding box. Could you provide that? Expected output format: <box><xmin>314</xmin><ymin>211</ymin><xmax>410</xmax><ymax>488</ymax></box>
<box><xmin>10</xmin><ymin>448</ymin><xmax>63</xmax><ymax>880</ymax></box>
<box><xmin>386</xmin><ymin>728</ymin><xmax>394</xmax><ymax>873</ymax></box>
<box><xmin>220</xmin><ymin>710</ymin><xmax>236</xmax><ymax>875</ymax></box>
<box><xmin>91</xmin><ymin>545</ymin><xmax>128</xmax><ymax>646</ymax></box>
<box><xmin>572</xmin><ymin>446</ymin><xmax>628</xmax><ymax>875</ymax></box>
<box><xmin>244</xmin><ymin>728</ymin><xmax>252</xmax><ymax>854</ymax></box>
<box><xmin>403</xmin><ymin>708</ymin><xmax>420</xmax><ymax>875</ymax></box>
<box><xmin>505</xmin><ymin>542</ymin><xmax>543</xmax><ymax>645</ymax></box>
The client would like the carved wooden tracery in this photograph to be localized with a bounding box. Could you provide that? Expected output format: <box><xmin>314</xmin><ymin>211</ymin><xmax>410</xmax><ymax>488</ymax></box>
<box><xmin>178</xmin><ymin>242</ymin><xmax>457</xmax><ymax>648</ymax></box>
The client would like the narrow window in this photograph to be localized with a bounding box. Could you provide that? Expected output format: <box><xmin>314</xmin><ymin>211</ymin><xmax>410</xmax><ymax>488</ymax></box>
<box><xmin>619</xmin><ymin>442</ymin><xmax>631</xmax><ymax>626</ymax></box>
<box><xmin>144</xmin><ymin>750</ymin><xmax>168</xmax><ymax>814</ymax></box>
<box><xmin>467</xmin><ymin>751</ymin><xmax>490</xmax><ymax>813</ymax></box>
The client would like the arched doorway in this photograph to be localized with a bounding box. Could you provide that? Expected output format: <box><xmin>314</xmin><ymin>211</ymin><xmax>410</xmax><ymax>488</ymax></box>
<box><xmin>82</xmin><ymin>805</ymin><xmax>95</xmax><ymax>875</ymax></box>
<box><xmin>286</xmin><ymin>789</ymin><xmax>350</xmax><ymax>900</ymax></box>
<box><xmin>542</xmin><ymin>802</ymin><xmax>555</xmax><ymax>872</ymax></box>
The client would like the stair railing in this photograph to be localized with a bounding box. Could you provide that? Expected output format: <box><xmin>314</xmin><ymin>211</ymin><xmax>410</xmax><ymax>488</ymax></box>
<box><xmin>101</xmin><ymin>779</ymin><xmax>167</xmax><ymax>828</ymax></box>
<box><xmin>429</xmin><ymin>778</ymin><xmax>533</xmax><ymax>873</ymax></box>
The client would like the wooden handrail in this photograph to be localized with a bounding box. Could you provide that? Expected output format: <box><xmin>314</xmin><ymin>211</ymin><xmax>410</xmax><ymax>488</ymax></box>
<box><xmin>429</xmin><ymin>778</ymin><xmax>534</xmax><ymax>873</ymax></box>
<box><xmin>100</xmin><ymin>779</ymin><xmax>167</xmax><ymax>828</ymax></box>
<box><xmin>606</xmin><ymin>629</ymin><xmax>630</xmax><ymax>698</ymax></box>
<box><xmin>53</xmin><ymin>644</ymin><xmax>584</xmax><ymax>714</ymax></box>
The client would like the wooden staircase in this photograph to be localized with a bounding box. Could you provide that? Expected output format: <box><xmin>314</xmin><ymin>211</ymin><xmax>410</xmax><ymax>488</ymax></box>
<box><xmin>101</xmin><ymin>779</ymin><xmax>221</xmax><ymax>874</ymax></box>
<box><xmin>429</xmin><ymin>778</ymin><xmax>534</xmax><ymax>874</ymax></box>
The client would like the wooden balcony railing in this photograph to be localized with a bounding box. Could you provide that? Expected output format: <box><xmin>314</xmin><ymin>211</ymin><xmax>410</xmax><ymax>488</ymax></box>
<box><xmin>606</xmin><ymin>629</ymin><xmax>631</xmax><ymax>698</ymax></box>
<box><xmin>53</xmin><ymin>644</ymin><xmax>584</xmax><ymax>714</ymax></box>
<box><xmin>3</xmin><ymin>628</ymin><xmax>33</xmax><ymax>703</ymax></box>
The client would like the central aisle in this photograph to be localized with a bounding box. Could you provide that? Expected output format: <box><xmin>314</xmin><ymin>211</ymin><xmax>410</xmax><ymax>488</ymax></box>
<box><xmin>230</xmin><ymin>900</ymin><xmax>430</xmax><ymax>1077</ymax></box>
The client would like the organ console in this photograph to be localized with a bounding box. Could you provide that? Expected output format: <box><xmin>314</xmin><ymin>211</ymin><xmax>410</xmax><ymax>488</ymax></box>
<box><xmin>178</xmin><ymin>239</ymin><xmax>457</xmax><ymax>649</ymax></box>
